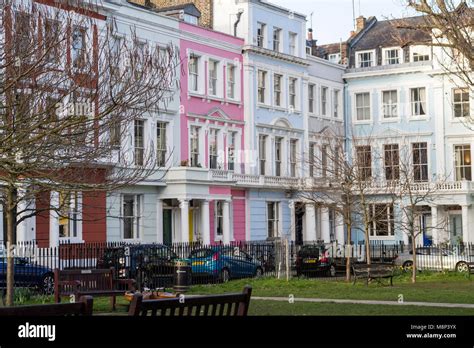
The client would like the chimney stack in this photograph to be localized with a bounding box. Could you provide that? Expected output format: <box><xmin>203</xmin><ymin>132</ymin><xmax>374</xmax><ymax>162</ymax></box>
<box><xmin>356</xmin><ymin>16</ymin><xmax>366</xmax><ymax>32</ymax></box>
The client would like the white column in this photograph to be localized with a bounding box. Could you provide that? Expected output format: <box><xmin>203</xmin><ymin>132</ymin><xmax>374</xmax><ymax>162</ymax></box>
<box><xmin>179</xmin><ymin>199</ymin><xmax>189</xmax><ymax>243</ymax></box>
<box><xmin>289</xmin><ymin>201</ymin><xmax>296</xmax><ymax>242</ymax></box>
<box><xmin>50</xmin><ymin>191</ymin><xmax>60</xmax><ymax>248</ymax></box>
<box><xmin>16</xmin><ymin>188</ymin><xmax>29</xmax><ymax>243</ymax></box>
<box><xmin>336</xmin><ymin>211</ymin><xmax>345</xmax><ymax>245</ymax></box>
<box><xmin>222</xmin><ymin>200</ymin><xmax>231</xmax><ymax>244</ymax></box>
<box><xmin>201</xmin><ymin>200</ymin><xmax>210</xmax><ymax>245</ymax></box>
<box><xmin>321</xmin><ymin>207</ymin><xmax>331</xmax><ymax>243</ymax></box>
<box><xmin>461</xmin><ymin>204</ymin><xmax>470</xmax><ymax>244</ymax></box>
<box><xmin>156</xmin><ymin>198</ymin><xmax>163</xmax><ymax>244</ymax></box>
<box><xmin>305</xmin><ymin>203</ymin><xmax>316</xmax><ymax>242</ymax></box>
<box><xmin>431</xmin><ymin>205</ymin><xmax>439</xmax><ymax>245</ymax></box>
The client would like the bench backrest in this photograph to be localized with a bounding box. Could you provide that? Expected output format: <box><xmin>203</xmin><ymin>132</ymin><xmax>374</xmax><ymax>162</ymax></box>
<box><xmin>0</xmin><ymin>296</ymin><xmax>93</xmax><ymax>316</ymax></box>
<box><xmin>128</xmin><ymin>286</ymin><xmax>252</xmax><ymax>317</ymax></box>
<box><xmin>353</xmin><ymin>263</ymin><xmax>393</xmax><ymax>273</ymax></box>
<box><xmin>55</xmin><ymin>268</ymin><xmax>115</xmax><ymax>292</ymax></box>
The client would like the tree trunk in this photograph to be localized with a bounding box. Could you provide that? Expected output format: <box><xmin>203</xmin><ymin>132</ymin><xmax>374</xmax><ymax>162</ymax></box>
<box><xmin>411</xmin><ymin>236</ymin><xmax>417</xmax><ymax>283</ymax></box>
<box><xmin>364</xmin><ymin>225</ymin><xmax>371</xmax><ymax>265</ymax></box>
<box><xmin>5</xmin><ymin>187</ymin><xmax>17</xmax><ymax>306</ymax></box>
<box><xmin>345</xmin><ymin>221</ymin><xmax>352</xmax><ymax>282</ymax></box>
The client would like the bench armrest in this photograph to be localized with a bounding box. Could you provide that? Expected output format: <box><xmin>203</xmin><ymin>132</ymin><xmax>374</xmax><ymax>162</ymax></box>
<box><xmin>116</xmin><ymin>279</ymin><xmax>137</xmax><ymax>291</ymax></box>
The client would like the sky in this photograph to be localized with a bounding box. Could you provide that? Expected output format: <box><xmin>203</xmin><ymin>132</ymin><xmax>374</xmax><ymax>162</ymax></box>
<box><xmin>269</xmin><ymin>0</ymin><xmax>419</xmax><ymax>44</ymax></box>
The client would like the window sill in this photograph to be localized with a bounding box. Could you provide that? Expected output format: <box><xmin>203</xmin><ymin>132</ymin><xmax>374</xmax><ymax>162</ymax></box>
<box><xmin>225</xmin><ymin>98</ymin><xmax>242</xmax><ymax>106</ymax></box>
<box><xmin>353</xmin><ymin>120</ymin><xmax>373</xmax><ymax>125</ymax></box>
<box><xmin>380</xmin><ymin>117</ymin><xmax>400</xmax><ymax>123</ymax></box>
<box><xmin>408</xmin><ymin>116</ymin><xmax>429</xmax><ymax>122</ymax></box>
<box><xmin>257</xmin><ymin>103</ymin><xmax>271</xmax><ymax>109</ymax></box>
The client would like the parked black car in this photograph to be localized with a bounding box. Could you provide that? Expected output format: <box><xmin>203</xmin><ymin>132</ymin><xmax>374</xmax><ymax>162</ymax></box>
<box><xmin>97</xmin><ymin>244</ymin><xmax>179</xmax><ymax>289</ymax></box>
<box><xmin>295</xmin><ymin>245</ymin><xmax>337</xmax><ymax>277</ymax></box>
<box><xmin>0</xmin><ymin>256</ymin><xmax>54</xmax><ymax>294</ymax></box>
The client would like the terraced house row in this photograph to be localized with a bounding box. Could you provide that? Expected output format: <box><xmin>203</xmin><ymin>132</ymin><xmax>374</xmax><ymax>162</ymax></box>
<box><xmin>0</xmin><ymin>0</ymin><xmax>473</xmax><ymax>248</ymax></box>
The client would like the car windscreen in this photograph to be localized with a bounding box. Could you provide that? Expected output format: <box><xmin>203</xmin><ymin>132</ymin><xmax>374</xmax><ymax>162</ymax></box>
<box><xmin>299</xmin><ymin>246</ymin><xmax>320</xmax><ymax>258</ymax></box>
<box><xmin>189</xmin><ymin>249</ymin><xmax>214</xmax><ymax>259</ymax></box>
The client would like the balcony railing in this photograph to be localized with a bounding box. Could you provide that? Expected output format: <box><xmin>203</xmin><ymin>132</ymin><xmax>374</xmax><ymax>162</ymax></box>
<box><xmin>345</xmin><ymin>60</ymin><xmax>432</xmax><ymax>75</ymax></box>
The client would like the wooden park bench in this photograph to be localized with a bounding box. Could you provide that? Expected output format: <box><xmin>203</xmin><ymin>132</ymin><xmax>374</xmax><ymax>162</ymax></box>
<box><xmin>352</xmin><ymin>263</ymin><xmax>394</xmax><ymax>286</ymax></box>
<box><xmin>128</xmin><ymin>286</ymin><xmax>252</xmax><ymax>316</ymax></box>
<box><xmin>0</xmin><ymin>296</ymin><xmax>93</xmax><ymax>316</ymax></box>
<box><xmin>54</xmin><ymin>268</ymin><xmax>136</xmax><ymax>310</ymax></box>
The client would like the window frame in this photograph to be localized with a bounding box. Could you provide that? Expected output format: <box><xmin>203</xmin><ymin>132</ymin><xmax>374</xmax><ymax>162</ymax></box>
<box><xmin>290</xmin><ymin>139</ymin><xmax>298</xmax><ymax>177</ymax></box>
<box><xmin>190</xmin><ymin>126</ymin><xmax>200</xmax><ymax>167</ymax></box>
<box><xmin>273</xmin><ymin>74</ymin><xmax>282</xmax><ymax>107</ymax></box>
<box><xmin>209</xmin><ymin>128</ymin><xmax>219</xmax><ymax>170</ymax></box>
<box><xmin>412</xmin><ymin>142</ymin><xmax>429</xmax><ymax>182</ymax></box>
<box><xmin>384</xmin><ymin>144</ymin><xmax>400</xmax><ymax>181</ymax></box>
<box><xmin>410</xmin><ymin>87</ymin><xmax>427</xmax><ymax>117</ymax></box>
<box><xmin>208</xmin><ymin>59</ymin><xmax>219</xmax><ymax>97</ymax></box>
<box><xmin>272</xmin><ymin>27</ymin><xmax>282</xmax><ymax>52</ymax></box>
<box><xmin>321</xmin><ymin>86</ymin><xmax>328</xmax><ymax>116</ymax></box>
<box><xmin>267</xmin><ymin>202</ymin><xmax>280</xmax><ymax>239</ymax></box>
<box><xmin>257</xmin><ymin>22</ymin><xmax>266</xmax><ymax>48</ymax></box>
<box><xmin>122</xmin><ymin>194</ymin><xmax>142</xmax><ymax>240</ymax></box>
<box><xmin>383</xmin><ymin>47</ymin><xmax>402</xmax><ymax>65</ymax></box>
<box><xmin>354</xmin><ymin>92</ymin><xmax>371</xmax><ymax>122</ymax></box>
<box><xmin>381</xmin><ymin>90</ymin><xmax>399</xmax><ymax>120</ymax></box>
<box><xmin>454</xmin><ymin>144</ymin><xmax>472</xmax><ymax>181</ymax></box>
<box><xmin>156</xmin><ymin>121</ymin><xmax>167</xmax><ymax>167</ymax></box>
<box><xmin>369</xmin><ymin>203</ymin><xmax>395</xmax><ymax>238</ymax></box>
<box><xmin>356</xmin><ymin>145</ymin><xmax>372</xmax><ymax>180</ymax></box>
<box><xmin>258</xmin><ymin>70</ymin><xmax>267</xmax><ymax>104</ymax></box>
<box><xmin>453</xmin><ymin>88</ymin><xmax>470</xmax><ymax>118</ymax></box>
<box><xmin>356</xmin><ymin>50</ymin><xmax>375</xmax><ymax>68</ymax></box>
<box><xmin>134</xmin><ymin>119</ymin><xmax>145</xmax><ymax>167</ymax></box>
<box><xmin>308</xmin><ymin>84</ymin><xmax>315</xmax><ymax>114</ymax></box>
<box><xmin>188</xmin><ymin>54</ymin><xmax>200</xmax><ymax>93</ymax></box>
<box><xmin>275</xmin><ymin>137</ymin><xmax>283</xmax><ymax>177</ymax></box>
<box><xmin>259</xmin><ymin>135</ymin><xmax>267</xmax><ymax>176</ymax></box>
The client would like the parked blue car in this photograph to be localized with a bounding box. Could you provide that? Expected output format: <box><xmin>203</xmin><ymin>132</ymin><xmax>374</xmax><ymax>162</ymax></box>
<box><xmin>0</xmin><ymin>257</ymin><xmax>54</xmax><ymax>294</ymax></box>
<box><xmin>188</xmin><ymin>247</ymin><xmax>263</xmax><ymax>282</ymax></box>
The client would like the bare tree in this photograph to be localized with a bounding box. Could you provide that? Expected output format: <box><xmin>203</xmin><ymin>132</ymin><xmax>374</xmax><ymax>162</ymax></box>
<box><xmin>385</xmin><ymin>142</ymin><xmax>447</xmax><ymax>283</ymax></box>
<box><xmin>293</xmin><ymin>130</ymin><xmax>383</xmax><ymax>281</ymax></box>
<box><xmin>395</xmin><ymin>1</ymin><xmax>473</xmax><ymax>123</ymax></box>
<box><xmin>0</xmin><ymin>0</ymin><xmax>181</xmax><ymax>305</ymax></box>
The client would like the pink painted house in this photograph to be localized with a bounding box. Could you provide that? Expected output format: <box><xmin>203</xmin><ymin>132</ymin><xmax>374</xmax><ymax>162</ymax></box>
<box><xmin>176</xmin><ymin>21</ymin><xmax>247</xmax><ymax>244</ymax></box>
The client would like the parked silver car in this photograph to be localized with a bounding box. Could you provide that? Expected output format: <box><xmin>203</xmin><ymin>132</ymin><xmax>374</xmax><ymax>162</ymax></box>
<box><xmin>394</xmin><ymin>247</ymin><xmax>473</xmax><ymax>272</ymax></box>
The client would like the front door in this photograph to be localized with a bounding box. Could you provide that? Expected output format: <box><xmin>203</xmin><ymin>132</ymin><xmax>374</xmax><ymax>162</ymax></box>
<box><xmin>163</xmin><ymin>210</ymin><xmax>172</xmax><ymax>245</ymax></box>
<box><xmin>450</xmin><ymin>214</ymin><xmax>463</xmax><ymax>244</ymax></box>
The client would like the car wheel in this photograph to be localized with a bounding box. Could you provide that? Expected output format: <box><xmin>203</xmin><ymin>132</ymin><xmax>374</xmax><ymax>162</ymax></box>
<box><xmin>42</xmin><ymin>274</ymin><xmax>54</xmax><ymax>295</ymax></box>
<box><xmin>403</xmin><ymin>261</ymin><xmax>413</xmax><ymax>272</ymax></box>
<box><xmin>255</xmin><ymin>267</ymin><xmax>263</xmax><ymax>278</ymax></box>
<box><xmin>220</xmin><ymin>269</ymin><xmax>230</xmax><ymax>283</ymax></box>
<box><xmin>328</xmin><ymin>264</ymin><xmax>337</xmax><ymax>277</ymax></box>
<box><xmin>456</xmin><ymin>262</ymin><xmax>469</xmax><ymax>273</ymax></box>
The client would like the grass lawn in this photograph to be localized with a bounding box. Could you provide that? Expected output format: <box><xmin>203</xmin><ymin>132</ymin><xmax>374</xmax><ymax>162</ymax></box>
<box><xmin>188</xmin><ymin>272</ymin><xmax>474</xmax><ymax>305</ymax></box>
<box><xmin>248</xmin><ymin>301</ymin><xmax>474</xmax><ymax>316</ymax></box>
<box><xmin>4</xmin><ymin>272</ymin><xmax>473</xmax><ymax>316</ymax></box>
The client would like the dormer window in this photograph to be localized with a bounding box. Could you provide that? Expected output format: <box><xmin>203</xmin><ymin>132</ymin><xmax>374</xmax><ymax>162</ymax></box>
<box><xmin>384</xmin><ymin>48</ymin><xmax>401</xmax><ymax>65</ymax></box>
<box><xmin>356</xmin><ymin>50</ymin><xmax>374</xmax><ymax>68</ymax></box>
